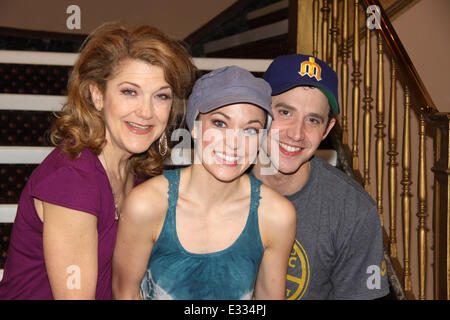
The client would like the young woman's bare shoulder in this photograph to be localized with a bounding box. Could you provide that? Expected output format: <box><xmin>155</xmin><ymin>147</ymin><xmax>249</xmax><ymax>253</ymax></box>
<box><xmin>259</xmin><ymin>184</ymin><xmax>293</xmax><ymax>210</ymax></box>
<box><xmin>258</xmin><ymin>184</ymin><xmax>296</xmax><ymax>227</ymax></box>
<box><xmin>122</xmin><ymin>174</ymin><xmax>169</xmax><ymax>223</ymax></box>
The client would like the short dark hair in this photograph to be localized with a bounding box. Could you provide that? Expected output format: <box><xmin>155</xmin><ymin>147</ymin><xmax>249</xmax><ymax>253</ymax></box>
<box><xmin>327</xmin><ymin>106</ymin><xmax>334</xmax><ymax>125</ymax></box>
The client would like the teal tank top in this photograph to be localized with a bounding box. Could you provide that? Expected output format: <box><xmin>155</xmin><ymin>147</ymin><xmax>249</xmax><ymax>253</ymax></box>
<box><xmin>141</xmin><ymin>168</ymin><xmax>265</xmax><ymax>300</ymax></box>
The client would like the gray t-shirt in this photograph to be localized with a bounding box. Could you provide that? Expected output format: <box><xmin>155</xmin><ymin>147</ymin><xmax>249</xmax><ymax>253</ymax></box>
<box><xmin>254</xmin><ymin>156</ymin><xmax>389</xmax><ymax>299</ymax></box>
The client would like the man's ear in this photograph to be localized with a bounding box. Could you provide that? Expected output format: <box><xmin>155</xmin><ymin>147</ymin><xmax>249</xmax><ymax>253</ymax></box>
<box><xmin>89</xmin><ymin>84</ymin><xmax>104</xmax><ymax>112</ymax></box>
<box><xmin>322</xmin><ymin>117</ymin><xmax>336</xmax><ymax>141</ymax></box>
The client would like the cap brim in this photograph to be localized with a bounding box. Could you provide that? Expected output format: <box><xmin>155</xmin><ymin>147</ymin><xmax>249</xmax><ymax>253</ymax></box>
<box><xmin>187</xmin><ymin>95</ymin><xmax>273</xmax><ymax>131</ymax></box>
<box><xmin>272</xmin><ymin>83</ymin><xmax>339</xmax><ymax>114</ymax></box>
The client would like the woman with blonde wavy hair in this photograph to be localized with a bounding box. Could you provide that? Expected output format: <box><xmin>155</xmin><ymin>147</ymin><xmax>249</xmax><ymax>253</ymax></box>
<box><xmin>0</xmin><ymin>22</ymin><xmax>195</xmax><ymax>300</ymax></box>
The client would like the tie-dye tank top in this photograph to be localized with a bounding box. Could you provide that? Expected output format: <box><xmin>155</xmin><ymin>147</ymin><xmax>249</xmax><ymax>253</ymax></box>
<box><xmin>140</xmin><ymin>168</ymin><xmax>264</xmax><ymax>300</ymax></box>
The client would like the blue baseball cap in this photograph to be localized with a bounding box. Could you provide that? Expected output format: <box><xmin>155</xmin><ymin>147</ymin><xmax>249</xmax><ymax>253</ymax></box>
<box><xmin>263</xmin><ymin>54</ymin><xmax>339</xmax><ymax>114</ymax></box>
<box><xmin>186</xmin><ymin>66</ymin><xmax>273</xmax><ymax>131</ymax></box>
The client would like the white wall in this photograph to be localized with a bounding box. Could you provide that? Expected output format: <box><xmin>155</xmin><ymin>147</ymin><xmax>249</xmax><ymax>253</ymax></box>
<box><xmin>0</xmin><ymin>0</ymin><xmax>237</xmax><ymax>40</ymax></box>
<box><xmin>393</xmin><ymin>0</ymin><xmax>450</xmax><ymax>112</ymax></box>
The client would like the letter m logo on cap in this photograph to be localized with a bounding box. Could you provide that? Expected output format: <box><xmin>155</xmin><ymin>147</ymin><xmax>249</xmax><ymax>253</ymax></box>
<box><xmin>299</xmin><ymin>57</ymin><xmax>322</xmax><ymax>81</ymax></box>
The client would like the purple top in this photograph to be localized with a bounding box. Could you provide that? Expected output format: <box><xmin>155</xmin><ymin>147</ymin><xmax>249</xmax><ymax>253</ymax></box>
<box><xmin>0</xmin><ymin>147</ymin><xmax>119</xmax><ymax>299</ymax></box>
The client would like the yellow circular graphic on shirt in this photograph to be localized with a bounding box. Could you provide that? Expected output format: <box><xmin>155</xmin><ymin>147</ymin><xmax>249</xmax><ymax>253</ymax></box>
<box><xmin>286</xmin><ymin>239</ymin><xmax>310</xmax><ymax>300</ymax></box>
<box><xmin>381</xmin><ymin>260</ymin><xmax>387</xmax><ymax>276</ymax></box>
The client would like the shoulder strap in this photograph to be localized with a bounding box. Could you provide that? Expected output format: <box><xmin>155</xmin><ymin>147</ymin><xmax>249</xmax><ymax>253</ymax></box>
<box><xmin>244</xmin><ymin>174</ymin><xmax>264</xmax><ymax>256</ymax></box>
<box><xmin>248</xmin><ymin>173</ymin><xmax>262</xmax><ymax>212</ymax></box>
<box><xmin>163</xmin><ymin>168</ymin><xmax>181</xmax><ymax>211</ymax></box>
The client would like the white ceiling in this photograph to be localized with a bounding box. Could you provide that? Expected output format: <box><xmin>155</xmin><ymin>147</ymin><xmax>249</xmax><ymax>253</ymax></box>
<box><xmin>0</xmin><ymin>0</ymin><xmax>237</xmax><ymax>40</ymax></box>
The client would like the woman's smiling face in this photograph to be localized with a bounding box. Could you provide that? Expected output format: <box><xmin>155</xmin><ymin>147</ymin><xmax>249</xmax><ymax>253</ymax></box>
<box><xmin>194</xmin><ymin>103</ymin><xmax>266</xmax><ymax>182</ymax></box>
<box><xmin>91</xmin><ymin>59</ymin><xmax>173</xmax><ymax>158</ymax></box>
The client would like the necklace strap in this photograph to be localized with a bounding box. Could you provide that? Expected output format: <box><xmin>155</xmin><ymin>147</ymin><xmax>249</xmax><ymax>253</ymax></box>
<box><xmin>101</xmin><ymin>152</ymin><xmax>123</xmax><ymax>220</ymax></box>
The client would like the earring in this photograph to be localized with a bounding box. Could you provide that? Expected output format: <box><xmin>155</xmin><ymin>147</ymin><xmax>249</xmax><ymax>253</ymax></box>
<box><xmin>158</xmin><ymin>132</ymin><xmax>168</xmax><ymax>157</ymax></box>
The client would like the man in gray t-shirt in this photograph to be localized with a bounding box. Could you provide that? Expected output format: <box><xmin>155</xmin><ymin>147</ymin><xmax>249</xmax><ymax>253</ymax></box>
<box><xmin>252</xmin><ymin>54</ymin><xmax>389</xmax><ymax>299</ymax></box>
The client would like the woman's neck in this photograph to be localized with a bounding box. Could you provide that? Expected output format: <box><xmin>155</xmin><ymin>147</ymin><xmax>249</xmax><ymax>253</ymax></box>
<box><xmin>100</xmin><ymin>144</ymin><xmax>131</xmax><ymax>180</ymax></box>
<box><xmin>182</xmin><ymin>164</ymin><xmax>245</xmax><ymax>208</ymax></box>
<box><xmin>99</xmin><ymin>143</ymin><xmax>133</xmax><ymax>199</ymax></box>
